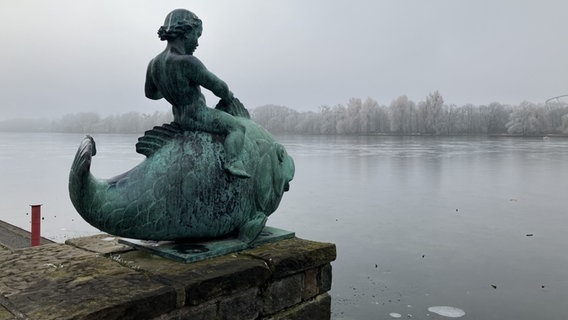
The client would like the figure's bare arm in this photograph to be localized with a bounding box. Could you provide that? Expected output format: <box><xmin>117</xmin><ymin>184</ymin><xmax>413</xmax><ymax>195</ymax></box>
<box><xmin>145</xmin><ymin>62</ymin><xmax>163</xmax><ymax>100</ymax></box>
<box><xmin>183</xmin><ymin>56</ymin><xmax>233</xmax><ymax>101</ymax></box>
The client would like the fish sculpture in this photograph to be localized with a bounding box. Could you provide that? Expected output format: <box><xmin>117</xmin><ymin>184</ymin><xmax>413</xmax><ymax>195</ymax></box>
<box><xmin>68</xmin><ymin>115</ymin><xmax>294</xmax><ymax>243</ymax></box>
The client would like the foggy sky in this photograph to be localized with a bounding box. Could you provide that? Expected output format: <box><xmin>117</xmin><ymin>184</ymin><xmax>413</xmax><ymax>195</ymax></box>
<box><xmin>1</xmin><ymin>0</ymin><xmax>568</xmax><ymax>120</ymax></box>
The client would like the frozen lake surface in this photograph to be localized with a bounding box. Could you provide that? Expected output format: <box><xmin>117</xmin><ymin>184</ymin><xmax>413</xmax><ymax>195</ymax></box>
<box><xmin>1</xmin><ymin>132</ymin><xmax>567</xmax><ymax>319</ymax></box>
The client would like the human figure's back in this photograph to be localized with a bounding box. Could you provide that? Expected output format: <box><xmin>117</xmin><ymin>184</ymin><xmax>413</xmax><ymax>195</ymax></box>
<box><xmin>147</xmin><ymin>51</ymin><xmax>211</xmax><ymax>129</ymax></box>
<box><xmin>144</xmin><ymin>9</ymin><xmax>250</xmax><ymax>178</ymax></box>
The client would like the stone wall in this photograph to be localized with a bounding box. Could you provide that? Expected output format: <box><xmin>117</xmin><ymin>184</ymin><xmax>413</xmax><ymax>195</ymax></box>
<box><xmin>0</xmin><ymin>234</ymin><xmax>336</xmax><ymax>320</ymax></box>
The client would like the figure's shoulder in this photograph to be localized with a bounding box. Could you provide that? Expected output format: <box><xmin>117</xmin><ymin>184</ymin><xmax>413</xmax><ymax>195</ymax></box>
<box><xmin>148</xmin><ymin>51</ymin><xmax>206</xmax><ymax>73</ymax></box>
<box><xmin>147</xmin><ymin>52</ymin><xmax>165</xmax><ymax>69</ymax></box>
<box><xmin>175</xmin><ymin>54</ymin><xmax>205</xmax><ymax>68</ymax></box>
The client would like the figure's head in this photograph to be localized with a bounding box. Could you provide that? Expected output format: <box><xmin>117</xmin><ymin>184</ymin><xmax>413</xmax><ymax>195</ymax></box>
<box><xmin>157</xmin><ymin>9</ymin><xmax>202</xmax><ymax>42</ymax></box>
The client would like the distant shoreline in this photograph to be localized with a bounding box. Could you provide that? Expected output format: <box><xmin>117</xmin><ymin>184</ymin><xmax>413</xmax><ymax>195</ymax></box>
<box><xmin>1</xmin><ymin>130</ymin><xmax>567</xmax><ymax>138</ymax></box>
<box><xmin>2</xmin><ymin>98</ymin><xmax>568</xmax><ymax>137</ymax></box>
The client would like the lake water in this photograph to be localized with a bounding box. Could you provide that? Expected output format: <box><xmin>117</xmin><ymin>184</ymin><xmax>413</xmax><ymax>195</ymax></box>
<box><xmin>1</xmin><ymin>132</ymin><xmax>567</xmax><ymax>319</ymax></box>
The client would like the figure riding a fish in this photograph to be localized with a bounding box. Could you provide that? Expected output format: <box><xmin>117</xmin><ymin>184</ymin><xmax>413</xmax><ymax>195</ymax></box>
<box><xmin>69</xmin><ymin>9</ymin><xmax>295</xmax><ymax>244</ymax></box>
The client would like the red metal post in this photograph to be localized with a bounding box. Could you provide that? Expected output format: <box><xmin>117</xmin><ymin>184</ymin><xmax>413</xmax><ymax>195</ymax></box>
<box><xmin>30</xmin><ymin>204</ymin><xmax>42</xmax><ymax>246</ymax></box>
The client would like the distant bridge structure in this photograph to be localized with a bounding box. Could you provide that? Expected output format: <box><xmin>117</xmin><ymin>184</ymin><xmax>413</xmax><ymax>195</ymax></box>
<box><xmin>545</xmin><ymin>94</ymin><xmax>568</xmax><ymax>134</ymax></box>
<box><xmin>545</xmin><ymin>94</ymin><xmax>568</xmax><ymax>107</ymax></box>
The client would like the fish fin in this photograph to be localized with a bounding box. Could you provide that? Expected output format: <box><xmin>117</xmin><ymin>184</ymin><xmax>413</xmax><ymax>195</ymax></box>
<box><xmin>255</xmin><ymin>139</ymin><xmax>271</xmax><ymax>155</ymax></box>
<box><xmin>225</xmin><ymin>160</ymin><xmax>251</xmax><ymax>178</ymax></box>
<box><xmin>238</xmin><ymin>212</ymin><xmax>267</xmax><ymax>243</ymax></box>
<box><xmin>254</xmin><ymin>152</ymin><xmax>274</xmax><ymax>211</ymax></box>
<box><xmin>136</xmin><ymin>122</ymin><xmax>182</xmax><ymax>157</ymax></box>
<box><xmin>215</xmin><ymin>97</ymin><xmax>251</xmax><ymax>119</ymax></box>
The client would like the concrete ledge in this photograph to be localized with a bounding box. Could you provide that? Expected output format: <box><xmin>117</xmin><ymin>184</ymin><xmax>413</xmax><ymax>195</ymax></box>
<box><xmin>0</xmin><ymin>235</ymin><xmax>336</xmax><ymax>320</ymax></box>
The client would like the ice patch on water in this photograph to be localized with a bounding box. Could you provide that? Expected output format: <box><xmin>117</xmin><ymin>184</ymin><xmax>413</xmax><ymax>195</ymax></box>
<box><xmin>427</xmin><ymin>306</ymin><xmax>465</xmax><ymax>318</ymax></box>
<box><xmin>389</xmin><ymin>313</ymin><xmax>402</xmax><ymax>318</ymax></box>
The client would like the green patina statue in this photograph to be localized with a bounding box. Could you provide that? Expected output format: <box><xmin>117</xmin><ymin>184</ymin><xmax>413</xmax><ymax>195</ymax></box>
<box><xmin>68</xmin><ymin>9</ymin><xmax>295</xmax><ymax>244</ymax></box>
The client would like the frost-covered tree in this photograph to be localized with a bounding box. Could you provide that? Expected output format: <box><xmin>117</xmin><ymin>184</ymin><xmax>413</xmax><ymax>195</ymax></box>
<box><xmin>388</xmin><ymin>95</ymin><xmax>416</xmax><ymax>134</ymax></box>
<box><xmin>319</xmin><ymin>105</ymin><xmax>336</xmax><ymax>134</ymax></box>
<box><xmin>417</xmin><ymin>91</ymin><xmax>445</xmax><ymax>134</ymax></box>
<box><xmin>363</xmin><ymin>98</ymin><xmax>389</xmax><ymax>133</ymax></box>
<box><xmin>251</xmin><ymin>105</ymin><xmax>298</xmax><ymax>133</ymax></box>
<box><xmin>506</xmin><ymin>101</ymin><xmax>543</xmax><ymax>135</ymax></box>
<box><xmin>486</xmin><ymin>102</ymin><xmax>510</xmax><ymax>134</ymax></box>
<box><xmin>334</xmin><ymin>104</ymin><xmax>349</xmax><ymax>134</ymax></box>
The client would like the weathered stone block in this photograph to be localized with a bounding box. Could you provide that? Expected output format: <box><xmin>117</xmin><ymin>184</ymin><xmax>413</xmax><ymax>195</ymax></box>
<box><xmin>262</xmin><ymin>273</ymin><xmax>303</xmax><ymax>315</ymax></box>
<box><xmin>152</xmin><ymin>301</ymin><xmax>217</xmax><ymax>320</ymax></box>
<box><xmin>0</xmin><ymin>304</ymin><xmax>15</xmax><ymax>320</ymax></box>
<box><xmin>244</xmin><ymin>238</ymin><xmax>336</xmax><ymax>279</ymax></box>
<box><xmin>303</xmin><ymin>268</ymin><xmax>318</xmax><ymax>300</ymax></box>
<box><xmin>118</xmin><ymin>249</ymin><xmax>271</xmax><ymax>306</ymax></box>
<box><xmin>264</xmin><ymin>293</ymin><xmax>331</xmax><ymax>320</ymax></box>
<box><xmin>318</xmin><ymin>263</ymin><xmax>332</xmax><ymax>293</ymax></box>
<box><xmin>0</xmin><ymin>244</ymin><xmax>92</xmax><ymax>295</ymax></box>
<box><xmin>66</xmin><ymin>233</ymin><xmax>132</xmax><ymax>255</ymax></box>
<box><xmin>0</xmin><ymin>244</ymin><xmax>11</xmax><ymax>255</ymax></box>
<box><xmin>218</xmin><ymin>287</ymin><xmax>261</xmax><ymax>320</ymax></box>
<box><xmin>0</xmin><ymin>244</ymin><xmax>176</xmax><ymax>320</ymax></box>
<box><xmin>0</xmin><ymin>235</ymin><xmax>335</xmax><ymax>319</ymax></box>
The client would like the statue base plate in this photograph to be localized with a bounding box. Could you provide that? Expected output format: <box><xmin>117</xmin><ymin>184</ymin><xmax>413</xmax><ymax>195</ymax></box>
<box><xmin>118</xmin><ymin>226</ymin><xmax>294</xmax><ymax>263</ymax></box>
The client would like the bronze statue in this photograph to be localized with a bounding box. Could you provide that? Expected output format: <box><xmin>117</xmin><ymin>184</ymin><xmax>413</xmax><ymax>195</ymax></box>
<box><xmin>69</xmin><ymin>9</ymin><xmax>295</xmax><ymax>243</ymax></box>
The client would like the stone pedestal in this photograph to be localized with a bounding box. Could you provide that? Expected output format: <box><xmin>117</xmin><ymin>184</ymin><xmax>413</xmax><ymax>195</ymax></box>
<box><xmin>0</xmin><ymin>234</ymin><xmax>336</xmax><ymax>320</ymax></box>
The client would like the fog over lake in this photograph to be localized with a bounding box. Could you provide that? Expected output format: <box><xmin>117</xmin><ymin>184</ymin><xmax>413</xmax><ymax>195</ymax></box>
<box><xmin>2</xmin><ymin>1</ymin><xmax>568</xmax><ymax>120</ymax></box>
<box><xmin>1</xmin><ymin>132</ymin><xmax>567</xmax><ymax>319</ymax></box>
<box><xmin>3</xmin><ymin>2</ymin><xmax>568</xmax><ymax>318</ymax></box>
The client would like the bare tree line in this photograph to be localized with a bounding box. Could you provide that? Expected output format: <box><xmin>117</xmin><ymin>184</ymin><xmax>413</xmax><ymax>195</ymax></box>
<box><xmin>0</xmin><ymin>111</ymin><xmax>173</xmax><ymax>134</ymax></box>
<box><xmin>252</xmin><ymin>92</ymin><xmax>568</xmax><ymax>136</ymax></box>
<box><xmin>2</xmin><ymin>91</ymin><xmax>568</xmax><ymax>135</ymax></box>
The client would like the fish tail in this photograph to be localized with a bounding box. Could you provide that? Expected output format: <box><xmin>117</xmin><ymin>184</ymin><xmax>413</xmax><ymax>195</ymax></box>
<box><xmin>72</xmin><ymin>135</ymin><xmax>96</xmax><ymax>174</ymax></box>
<box><xmin>69</xmin><ymin>135</ymin><xmax>97</xmax><ymax>210</ymax></box>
